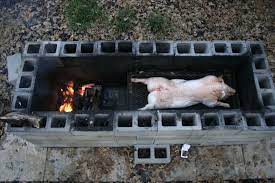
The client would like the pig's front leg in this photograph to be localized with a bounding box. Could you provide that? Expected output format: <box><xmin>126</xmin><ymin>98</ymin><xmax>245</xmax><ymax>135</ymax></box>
<box><xmin>202</xmin><ymin>100</ymin><xmax>230</xmax><ymax>108</ymax></box>
<box><xmin>139</xmin><ymin>104</ymin><xmax>155</xmax><ymax>110</ymax></box>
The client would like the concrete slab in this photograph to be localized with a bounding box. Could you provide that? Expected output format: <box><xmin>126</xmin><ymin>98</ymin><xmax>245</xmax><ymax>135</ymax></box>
<box><xmin>242</xmin><ymin>139</ymin><xmax>273</xmax><ymax>179</ymax></box>
<box><xmin>44</xmin><ymin>147</ymin><xmax>132</xmax><ymax>181</ymax></box>
<box><xmin>195</xmin><ymin>145</ymin><xmax>246</xmax><ymax>181</ymax></box>
<box><xmin>7</xmin><ymin>53</ymin><xmax>22</xmax><ymax>85</ymax></box>
<box><xmin>0</xmin><ymin>134</ymin><xmax>47</xmax><ymax>181</ymax></box>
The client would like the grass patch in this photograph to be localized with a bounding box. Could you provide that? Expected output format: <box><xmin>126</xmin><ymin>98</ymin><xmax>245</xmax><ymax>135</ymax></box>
<box><xmin>113</xmin><ymin>7</ymin><xmax>136</xmax><ymax>33</ymax></box>
<box><xmin>146</xmin><ymin>12</ymin><xmax>170</xmax><ymax>33</ymax></box>
<box><xmin>65</xmin><ymin>0</ymin><xmax>104</xmax><ymax>31</ymax></box>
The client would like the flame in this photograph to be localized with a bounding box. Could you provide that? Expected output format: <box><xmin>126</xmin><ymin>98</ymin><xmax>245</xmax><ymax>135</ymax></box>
<box><xmin>58</xmin><ymin>81</ymin><xmax>94</xmax><ymax>112</ymax></box>
<box><xmin>78</xmin><ymin>83</ymin><xmax>94</xmax><ymax>96</ymax></box>
<box><xmin>59</xmin><ymin>81</ymin><xmax>74</xmax><ymax>112</ymax></box>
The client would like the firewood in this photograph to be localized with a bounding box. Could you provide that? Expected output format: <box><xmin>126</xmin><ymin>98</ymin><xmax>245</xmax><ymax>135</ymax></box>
<box><xmin>0</xmin><ymin>112</ymin><xmax>43</xmax><ymax>128</ymax></box>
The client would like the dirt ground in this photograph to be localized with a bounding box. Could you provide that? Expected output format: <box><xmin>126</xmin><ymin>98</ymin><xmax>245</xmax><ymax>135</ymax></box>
<box><xmin>0</xmin><ymin>0</ymin><xmax>275</xmax><ymax>181</ymax></box>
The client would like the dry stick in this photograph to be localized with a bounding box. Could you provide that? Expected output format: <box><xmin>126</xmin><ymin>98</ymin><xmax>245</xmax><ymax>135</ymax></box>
<box><xmin>0</xmin><ymin>112</ymin><xmax>43</xmax><ymax>128</ymax></box>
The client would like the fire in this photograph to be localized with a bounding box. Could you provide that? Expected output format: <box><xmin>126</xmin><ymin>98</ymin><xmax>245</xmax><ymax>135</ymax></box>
<box><xmin>78</xmin><ymin>83</ymin><xmax>94</xmax><ymax>96</ymax></box>
<box><xmin>59</xmin><ymin>81</ymin><xmax>74</xmax><ymax>112</ymax></box>
<box><xmin>59</xmin><ymin>81</ymin><xmax>94</xmax><ymax>112</ymax></box>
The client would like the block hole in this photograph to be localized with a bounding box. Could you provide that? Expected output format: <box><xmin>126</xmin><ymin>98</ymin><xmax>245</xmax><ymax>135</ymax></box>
<box><xmin>214</xmin><ymin>43</ymin><xmax>227</xmax><ymax>53</ymax></box>
<box><xmin>19</xmin><ymin>76</ymin><xmax>32</xmax><ymax>88</ymax></box>
<box><xmin>11</xmin><ymin>123</ymin><xmax>23</xmax><ymax>127</ymax></box>
<box><xmin>138</xmin><ymin>148</ymin><xmax>150</xmax><ymax>159</ymax></box>
<box><xmin>182</xmin><ymin>115</ymin><xmax>195</xmax><ymax>126</ymax></box>
<box><xmin>231</xmin><ymin>43</ymin><xmax>243</xmax><ymax>53</ymax></box>
<box><xmin>118</xmin><ymin>42</ymin><xmax>132</xmax><ymax>53</ymax></box>
<box><xmin>224</xmin><ymin>114</ymin><xmax>239</xmax><ymax>126</ymax></box>
<box><xmin>32</xmin><ymin>116</ymin><xmax>47</xmax><ymax>128</ymax></box>
<box><xmin>94</xmin><ymin>114</ymin><xmax>109</xmax><ymax>127</ymax></box>
<box><xmin>154</xmin><ymin>148</ymin><xmax>167</xmax><ymax>158</ymax></box>
<box><xmin>177</xmin><ymin>43</ymin><xmax>191</xmax><ymax>53</ymax></box>
<box><xmin>258</xmin><ymin>76</ymin><xmax>272</xmax><ymax>89</ymax></box>
<box><xmin>254</xmin><ymin>58</ymin><xmax>267</xmax><ymax>70</ymax></box>
<box><xmin>138</xmin><ymin>115</ymin><xmax>152</xmax><ymax>127</ymax></box>
<box><xmin>39</xmin><ymin>117</ymin><xmax>47</xmax><ymax>128</ymax></box>
<box><xmin>118</xmin><ymin>115</ymin><xmax>132</xmax><ymax>127</ymax></box>
<box><xmin>15</xmin><ymin>96</ymin><xmax>28</xmax><ymax>109</ymax></box>
<box><xmin>23</xmin><ymin>61</ymin><xmax>34</xmax><ymax>72</ymax></box>
<box><xmin>27</xmin><ymin>44</ymin><xmax>40</xmax><ymax>54</ymax></box>
<box><xmin>265</xmin><ymin>115</ymin><xmax>275</xmax><ymax>127</ymax></box>
<box><xmin>139</xmin><ymin>43</ymin><xmax>153</xmax><ymax>53</ymax></box>
<box><xmin>194</xmin><ymin>43</ymin><xmax>207</xmax><ymax>53</ymax></box>
<box><xmin>64</xmin><ymin>44</ymin><xmax>77</xmax><ymax>54</ymax></box>
<box><xmin>81</xmin><ymin>43</ymin><xmax>94</xmax><ymax>53</ymax></box>
<box><xmin>51</xmin><ymin>117</ymin><xmax>66</xmax><ymax>128</ymax></box>
<box><xmin>156</xmin><ymin>42</ymin><xmax>170</xmax><ymax>53</ymax></box>
<box><xmin>262</xmin><ymin>93</ymin><xmax>275</xmax><ymax>106</ymax></box>
<box><xmin>45</xmin><ymin>44</ymin><xmax>57</xmax><ymax>53</ymax></box>
<box><xmin>251</xmin><ymin>44</ymin><xmax>263</xmax><ymax>55</ymax></box>
<box><xmin>161</xmin><ymin>114</ymin><xmax>176</xmax><ymax>126</ymax></box>
<box><xmin>101</xmin><ymin>42</ymin><xmax>115</xmax><ymax>53</ymax></box>
<box><xmin>246</xmin><ymin>115</ymin><xmax>261</xmax><ymax>126</ymax></box>
<box><xmin>75</xmin><ymin>116</ymin><xmax>89</xmax><ymax>127</ymax></box>
<box><xmin>203</xmin><ymin>115</ymin><xmax>219</xmax><ymax>126</ymax></box>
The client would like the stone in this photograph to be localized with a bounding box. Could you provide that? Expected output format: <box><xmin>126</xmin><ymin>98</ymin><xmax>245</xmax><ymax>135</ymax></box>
<box><xmin>7</xmin><ymin>53</ymin><xmax>22</xmax><ymax>85</ymax></box>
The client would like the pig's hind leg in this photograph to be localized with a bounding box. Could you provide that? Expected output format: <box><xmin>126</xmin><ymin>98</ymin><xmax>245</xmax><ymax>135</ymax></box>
<box><xmin>139</xmin><ymin>92</ymin><xmax>157</xmax><ymax>110</ymax></box>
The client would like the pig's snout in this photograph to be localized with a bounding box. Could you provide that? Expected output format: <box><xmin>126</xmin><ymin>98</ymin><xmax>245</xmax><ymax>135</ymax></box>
<box><xmin>228</xmin><ymin>87</ymin><xmax>236</xmax><ymax>96</ymax></box>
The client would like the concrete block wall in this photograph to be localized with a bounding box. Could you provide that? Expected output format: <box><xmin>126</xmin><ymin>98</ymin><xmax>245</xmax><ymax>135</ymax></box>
<box><xmin>7</xmin><ymin>40</ymin><xmax>275</xmax><ymax>147</ymax></box>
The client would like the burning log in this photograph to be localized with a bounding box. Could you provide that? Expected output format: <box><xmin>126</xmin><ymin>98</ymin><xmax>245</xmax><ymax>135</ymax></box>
<box><xmin>0</xmin><ymin>112</ymin><xmax>43</xmax><ymax>128</ymax></box>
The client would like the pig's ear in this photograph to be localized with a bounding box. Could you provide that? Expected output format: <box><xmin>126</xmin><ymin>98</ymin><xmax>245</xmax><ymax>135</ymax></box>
<box><xmin>218</xmin><ymin>75</ymin><xmax>224</xmax><ymax>82</ymax></box>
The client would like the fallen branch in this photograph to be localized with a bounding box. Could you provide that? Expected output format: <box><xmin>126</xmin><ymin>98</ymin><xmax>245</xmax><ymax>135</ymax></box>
<box><xmin>0</xmin><ymin>112</ymin><xmax>43</xmax><ymax>128</ymax></box>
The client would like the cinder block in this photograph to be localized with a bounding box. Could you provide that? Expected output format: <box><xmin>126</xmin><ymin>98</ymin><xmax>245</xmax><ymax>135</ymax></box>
<box><xmin>11</xmin><ymin>92</ymin><xmax>32</xmax><ymax>112</ymax></box>
<box><xmin>255</xmin><ymin>74</ymin><xmax>274</xmax><ymax>93</ymax></box>
<box><xmin>97</xmin><ymin>41</ymin><xmax>117</xmax><ymax>55</ymax></box>
<box><xmin>71</xmin><ymin>112</ymin><xmax>113</xmax><ymax>136</ymax></box>
<box><xmin>15</xmin><ymin>72</ymin><xmax>35</xmax><ymax>92</ymax></box>
<box><xmin>155</xmin><ymin>41</ymin><xmax>173</xmax><ymax>56</ymax></box>
<box><xmin>201</xmin><ymin>112</ymin><xmax>222</xmax><ymax>130</ymax></box>
<box><xmin>174</xmin><ymin>41</ymin><xmax>193</xmax><ymax>56</ymax></box>
<box><xmin>221</xmin><ymin>111</ymin><xmax>245</xmax><ymax>134</ymax></box>
<box><xmin>157</xmin><ymin>112</ymin><xmax>201</xmax><ymax>136</ymax></box>
<box><xmin>212</xmin><ymin>41</ymin><xmax>231</xmax><ymax>55</ymax></box>
<box><xmin>134</xmin><ymin>144</ymin><xmax>171</xmax><ymax>164</ymax></box>
<box><xmin>47</xmin><ymin>112</ymin><xmax>72</xmax><ymax>133</ymax></box>
<box><xmin>23</xmin><ymin>42</ymin><xmax>42</xmax><ymax>56</ymax></box>
<box><xmin>252</xmin><ymin>56</ymin><xmax>270</xmax><ymax>72</ymax></box>
<box><xmin>79</xmin><ymin>41</ymin><xmax>98</xmax><ymax>56</ymax></box>
<box><xmin>21</xmin><ymin>58</ymin><xmax>38</xmax><ymax>74</ymax></box>
<box><xmin>136</xmin><ymin>41</ymin><xmax>156</xmax><ymax>56</ymax></box>
<box><xmin>114</xmin><ymin>111</ymin><xmax>157</xmax><ymax>137</ymax></box>
<box><xmin>60</xmin><ymin>41</ymin><xmax>80</xmax><ymax>57</ymax></box>
<box><xmin>260</xmin><ymin>90</ymin><xmax>275</xmax><ymax>109</ymax></box>
<box><xmin>7</xmin><ymin>112</ymin><xmax>48</xmax><ymax>132</ymax></box>
<box><xmin>229</xmin><ymin>41</ymin><xmax>247</xmax><ymax>55</ymax></box>
<box><xmin>247</xmin><ymin>41</ymin><xmax>266</xmax><ymax>56</ymax></box>
<box><xmin>192</xmin><ymin>41</ymin><xmax>212</xmax><ymax>56</ymax></box>
<box><xmin>117</xmin><ymin>40</ymin><xmax>136</xmax><ymax>55</ymax></box>
<box><xmin>243</xmin><ymin>113</ymin><xmax>266</xmax><ymax>130</ymax></box>
<box><xmin>263</xmin><ymin>113</ymin><xmax>275</xmax><ymax>130</ymax></box>
<box><xmin>41</xmin><ymin>41</ymin><xmax>62</xmax><ymax>57</ymax></box>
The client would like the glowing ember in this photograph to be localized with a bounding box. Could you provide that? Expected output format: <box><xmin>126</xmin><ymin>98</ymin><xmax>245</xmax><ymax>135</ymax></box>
<box><xmin>78</xmin><ymin>83</ymin><xmax>94</xmax><ymax>96</ymax></box>
<box><xmin>59</xmin><ymin>81</ymin><xmax>74</xmax><ymax>112</ymax></box>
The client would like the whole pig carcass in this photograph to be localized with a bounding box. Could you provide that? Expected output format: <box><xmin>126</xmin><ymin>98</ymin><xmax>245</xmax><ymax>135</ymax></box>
<box><xmin>131</xmin><ymin>75</ymin><xmax>236</xmax><ymax>110</ymax></box>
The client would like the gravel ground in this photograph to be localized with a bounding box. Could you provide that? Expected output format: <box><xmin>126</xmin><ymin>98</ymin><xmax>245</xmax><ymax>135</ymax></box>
<box><xmin>0</xmin><ymin>0</ymin><xmax>274</xmax><ymax>181</ymax></box>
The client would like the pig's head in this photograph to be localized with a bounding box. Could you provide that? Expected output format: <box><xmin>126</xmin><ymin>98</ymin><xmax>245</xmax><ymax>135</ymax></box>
<box><xmin>220</xmin><ymin>82</ymin><xmax>236</xmax><ymax>100</ymax></box>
